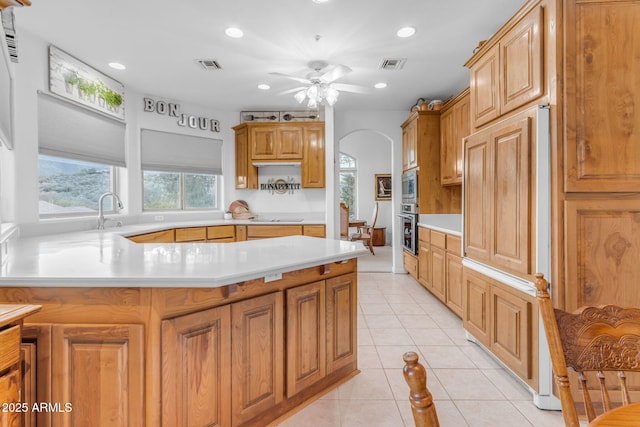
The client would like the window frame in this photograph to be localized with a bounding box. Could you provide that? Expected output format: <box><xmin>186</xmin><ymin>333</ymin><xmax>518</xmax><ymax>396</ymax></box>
<box><xmin>141</xmin><ymin>170</ymin><xmax>221</xmax><ymax>212</ymax></box>
<box><xmin>339</xmin><ymin>152</ymin><xmax>357</xmax><ymax>219</ymax></box>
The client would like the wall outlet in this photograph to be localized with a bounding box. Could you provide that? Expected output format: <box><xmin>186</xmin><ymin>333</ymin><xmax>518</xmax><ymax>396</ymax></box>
<box><xmin>154</xmin><ymin>215</ymin><xmax>164</xmax><ymax>221</ymax></box>
<box><xmin>264</xmin><ymin>272</ymin><xmax>282</xmax><ymax>283</ymax></box>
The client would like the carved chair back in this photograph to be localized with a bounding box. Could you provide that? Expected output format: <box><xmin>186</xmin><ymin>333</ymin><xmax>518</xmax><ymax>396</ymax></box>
<box><xmin>535</xmin><ymin>273</ymin><xmax>640</xmax><ymax>426</ymax></box>
<box><xmin>350</xmin><ymin>202</ymin><xmax>378</xmax><ymax>255</ymax></box>
<box><xmin>403</xmin><ymin>351</ymin><xmax>440</xmax><ymax>427</ymax></box>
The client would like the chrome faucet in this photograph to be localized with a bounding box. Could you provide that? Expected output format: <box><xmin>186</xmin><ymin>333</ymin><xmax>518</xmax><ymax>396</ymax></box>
<box><xmin>97</xmin><ymin>192</ymin><xmax>124</xmax><ymax>230</ymax></box>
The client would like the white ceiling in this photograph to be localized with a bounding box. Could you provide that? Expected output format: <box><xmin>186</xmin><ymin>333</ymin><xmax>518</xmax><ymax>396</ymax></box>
<box><xmin>12</xmin><ymin>0</ymin><xmax>524</xmax><ymax>112</ymax></box>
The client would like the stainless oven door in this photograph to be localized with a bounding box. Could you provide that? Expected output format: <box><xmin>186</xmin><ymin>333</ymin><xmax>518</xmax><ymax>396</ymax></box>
<box><xmin>399</xmin><ymin>213</ymin><xmax>418</xmax><ymax>255</ymax></box>
<box><xmin>401</xmin><ymin>171</ymin><xmax>417</xmax><ymax>205</ymax></box>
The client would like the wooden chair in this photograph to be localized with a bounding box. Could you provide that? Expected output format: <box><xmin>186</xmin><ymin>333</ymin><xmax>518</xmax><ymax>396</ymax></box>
<box><xmin>350</xmin><ymin>202</ymin><xmax>378</xmax><ymax>255</ymax></box>
<box><xmin>340</xmin><ymin>202</ymin><xmax>349</xmax><ymax>239</ymax></box>
<box><xmin>403</xmin><ymin>351</ymin><xmax>440</xmax><ymax>427</ymax></box>
<box><xmin>0</xmin><ymin>0</ymin><xmax>31</xmax><ymax>10</ymax></box>
<box><xmin>535</xmin><ymin>273</ymin><xmax>640</xmax><ymax>426</ymax></box>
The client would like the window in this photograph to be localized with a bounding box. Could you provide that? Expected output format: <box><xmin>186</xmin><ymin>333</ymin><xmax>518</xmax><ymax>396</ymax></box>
<box><xmin>143</xmin><ymin>171</ymin><xmax>218</xmax><ymax>210</ymax></box>
<box><xmin>140</xmin><ymin>129</ymin><xmax>222</xmax><ymax>211</ymax></box>
<box><xmin>39</xmin><ymin>155</ymin><xmax>116</xmax><ymax>215</ymax></box>
<box><xmin>339</xmin><ymin>152</ymin><xmax>357</xmax><ymax>218</ymax></box>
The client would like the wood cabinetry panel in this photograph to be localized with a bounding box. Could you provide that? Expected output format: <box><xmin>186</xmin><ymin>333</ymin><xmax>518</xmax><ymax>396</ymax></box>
<box><xmin>128</xmin><ymin>229</ymin><xmax>175</xmax><ymax>243</ymax></box>
<box><xmin>250</xmin><ymin>126</ymin><xmax>277</xmax><ymax>159</ymax></box>
<box><xmin>231</xmin><ymin>292</ymin><xmax>284</xmax><ymax>426</ymax></box>
<box><xmin>565</xmin><ymin>1</ymin><xmax>640</xmax><ymax>191</ymax></box>
<box><xmin>501</xmin><ymin>5</ymin><xmax>543</xmax><ymax>113</ymax></box>
<box><xmin>21</xmin><ymin>324</ymin><xmax>51</xmax><ymax>427</ymax></box>
<box><xmin>302</xmin><ymin>225</ymin><xmax>325</xmax><ymax>238</ymax></box>
<box><xmin>302</xmin><ymin>124</ymin><xmax>325</xmax><ymax>188</ymax></box>
<box><xmin>246</xmin><ymin>225</ymin><xmax>303</xmax><ymax>239</ymax></box>
<box><xmin>235</xmin><ymin>126</ymin><xmax>253</xmax><ymax>189</ymax></box>
<box><xmin>402</xmin><ymin>117</ymin><xmax>418</xmax><ymax>171</ymax></box>
<box><xmin>277</xmin><ymin>127</ymin><xmax>303</xmax><ymax>159</ymax></box>
<box><xmin>418</xmin><ymin>238</ymin><xmax>430</xmax><ymax>289</ymax></box>
<box><xmin>0</xmin><ymin>369</ymin><xmax>21</xmax><ymax>427</ymax></box>
<box><xmin>491</xmin><ymin>117</ymin><xmax>531</xmax><ymax>274</ymax></box>
<box><xmin>430</xmin><ymin>247</ymin><xmax>447</xmax><ymax>302</ymax></box>
<box><xmin>464</xmin><ymin>131</ymin><xmax>491</xmax><ymax>262</ymax></box>
<box><xmin>441</xmin><ymin>89</ymin><xmax>469</xmax><ymax>185</ymax></box>
<box><xmin>565</xmin><ymin>199</ymin><xmax>640</xmax><ymax>311</ymax></box>
<box><xmin>51</xmin><ymin>324</ymin><xmax>144</xmax><ymax>427</ymax></box>
<box><xmin>463</xmin><ymin>269</ymin><xmax>490</xmax><ymax>346</ymax></box>
<box><xmin>403</xmin><ymin>252</ymin><xmax>418</xmax><ymax>280</ymax></box>
<box><xmin>491</xmin><ymin>286</ymin><xmax>531</xmax><ymax>379</ymax></box>
<box><xmin>445</xmin><ymin>253</ymin><xmax>464</xmax><ymax>317</ymax></box>
<box><xmin>286</xmin><ymin>281</ymin><xmax>326</xmax><ymax>397</ymax></box>
<box><xmin>207</xmin><ymin>225</ymin><xmax>235</xmax><ymax>240</ymax></box>
<box><xmin>326</xmin><ymin>274</ymin><xmax>357</xmax><ymax>374</ymax></box>
<box><xmin>162</xmin><ymin>305</ymin><xmax>231</xmax><ymax>427</ymax></box>
<box><xmin>175</xmin><ymin>227</ymin><xmax>207</xmax><ymax>242</ymax></box>
<box><xmin>471</xmin><ymin>44</ymin><xmax>501</xmax><ymax>127</ymax></box>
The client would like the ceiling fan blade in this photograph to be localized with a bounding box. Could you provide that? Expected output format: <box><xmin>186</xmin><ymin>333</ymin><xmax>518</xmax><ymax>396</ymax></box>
<box><xmin>331</xmin><ymin>83</ymin><xmax>369</xmax><ymax>94</ymax></box>
<box><xmin>279</xmin><ymin>86</ymin><xmax>306</xmax><ymax>95</ymax></box>
<box><xmin>319</xmin><ymin>64</ymin><xmax>352</xmax><ymax>83</ymax></box>
<box><xmin>269</xmin><ymin>72</ymin><xmax>311</xmax><ymax>84</ymax></box>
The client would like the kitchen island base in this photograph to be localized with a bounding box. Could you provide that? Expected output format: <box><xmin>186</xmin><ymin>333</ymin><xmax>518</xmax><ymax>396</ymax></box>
<box><xmin>0</xmin><ymin>258</ymin><xmax>358</xmax><ymax>427</ymax></box>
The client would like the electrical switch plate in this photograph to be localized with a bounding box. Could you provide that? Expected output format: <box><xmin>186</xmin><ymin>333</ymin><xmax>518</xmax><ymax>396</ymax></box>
<box><xmin>264</xmin><ymin>272</ymin><xmax>282</xmax><ymax>283</ymax></box>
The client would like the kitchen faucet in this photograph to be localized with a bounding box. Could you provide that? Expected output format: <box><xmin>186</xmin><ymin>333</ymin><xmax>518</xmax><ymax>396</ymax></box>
<box><xmin>97</xmin><ymin>192</ymin><xmax>124</xmax><ymax>230</ymax></box>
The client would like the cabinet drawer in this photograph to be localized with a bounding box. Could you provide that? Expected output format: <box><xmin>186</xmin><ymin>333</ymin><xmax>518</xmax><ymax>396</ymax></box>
<box><xmin>303</xmin><ymin>225</ymin><xmax>326</xmax><ymax>237</ymax></box>
<box><xmin>246</xmin><ymin>225</ymin><xmax>302</xmax><ymax>239</ymax></box>
<box><xmin>430</xmin><ymin>230</ymin><xmax>446</xmax><ymax>249</ymax></box>
<box><xmin>175</xmin><ymin>227</ymin><xmax>207</xmax><ymax>242</ymax></box>
<box><xmin>0</xmin><ymin>325</ymin><xmax>21</xmax><ymax>372</ymax></box>
<box><xmin>128</xmin><ymin>229</ymin><xmax>175</xmax><ymax>243</ymax></box>
<box><xmin>446</xmin><ymin>234</ymin><xmax>461</xmax><ymax>254</ymax></box>
<box><xmin>403</xmin><ymin>252</ymin><xmax>418</xmax><ymax>280</ymax></box>
<box><xmin>418</xmin><ymin>227</ymin><xmax>430</xmax><ymax>243</ymax></box>
<box><xmin>207</xmin><ymin>225</ymin><xmax>235</xmax><ymax>240</ymax></box>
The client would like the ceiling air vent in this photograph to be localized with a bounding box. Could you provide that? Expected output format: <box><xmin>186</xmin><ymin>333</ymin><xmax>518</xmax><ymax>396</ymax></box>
<box><xmin>378</xmin><ymin>58</ymin><xmax>406</xmax><ymax>71</ymax></box>
<box><xmin>196</xmin><ymin>59</ymin><xmax>222</xmax><ymax>70</ymax></box>
<box><xmin>1</xmin><ymin>9</ymin><xmax>18</xmax><ymax>63</ymax></box>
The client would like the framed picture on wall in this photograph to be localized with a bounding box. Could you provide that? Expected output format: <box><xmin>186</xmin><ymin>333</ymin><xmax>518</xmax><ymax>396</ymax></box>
<box><xmin>375</xmin><ymin>174</ymin><xmax>391</xmax><ymax>201</ymax></box>
<box><xmin>48</xmin><ymin>45</ymin><xmax>125</xmax><ymax>120</ymax></box>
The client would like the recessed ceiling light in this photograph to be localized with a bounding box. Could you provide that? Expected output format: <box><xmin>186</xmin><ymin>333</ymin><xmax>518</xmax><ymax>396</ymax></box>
<box><xmin>374</xmin><ymin>82</ymin><xmax>387</xmax><ymax>89</ymax></box>
<box><xmin>397</xmin><ymin>27</ymin><xmax>416</xmax><ymax>38</ymax></box>
<box><xmin>108</xmin><ymin>62</ymin><xmax>126</xmax><ymax>70</ymax></box>
<box><xmin>258</xmin><ymin>84</ymin><xmax>270</xmax><ymax>90</ymax></box>
<box><xmin>225</xmin><ymin>27</ymin><xmax>244</xmax><ymax>38</ymax></box>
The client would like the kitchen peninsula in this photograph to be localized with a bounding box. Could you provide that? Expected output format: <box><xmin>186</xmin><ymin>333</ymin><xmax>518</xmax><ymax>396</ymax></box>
<box><xmin>0</xmin><ymin>228</ymin><xmax>366</xmax><ymax>427</ymax></box>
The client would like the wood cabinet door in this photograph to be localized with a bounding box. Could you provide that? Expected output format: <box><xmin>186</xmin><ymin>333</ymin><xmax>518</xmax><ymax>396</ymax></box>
<box><xmin>440</xmin><ymin>108</ymin><xmax>456</xmax><ymax>185</ymax></box>
<box><xmin>445</xmin><ymin>253</ymin><xmax>464</xmax><ymax>318</ymax></box>
<box><xmin>403</xmin><ymin>252</ymin><xmax>418</xmax><ymax>280</ymax></box>
<box><xmin>417</xmin><ymin>239</ymin><xmax>431</xmax><ymax>289</ymax></box>
<box><xmin>246</xmin><ymin>225</ymin><xmax>303</xmax><ymax>239</ymax></box>
<box><xmin>21</xmin><ymin>324</ymin><xmax>51</xmax><ymax>427</ymax></box>
<box><xmin>162</xmin><ymin>305</ymin><xmax>231</xmax><ymax>427</ymax></box>
<box><xmin>453</xmin><ymin>93</ymin><xmax>470</xmax><ymax>182</ymax></box>
<box><xmin>430</xmin><ymin>247</ymin><xmax>447</xmax><ymax>303</ymax></box>
<box><xmin>207</xmin><ymin>225</ymin><xmax>236</xmax><ymax>240</ymax></box>
<box><xmin>303</xmin><ymin>225</ymin><xmax>326</xmax><ymax>238</ymax></box>
<box><xmin>0</xmin><ymin>369</ymin><xmax>21</xmax><ymax>427</ymax></box>
<box><xmin>565</xmin><ymin>1</ymin><xmax>640</xmax><ymax>192</ymax></box>
<box><xmin>175</xmin><ymin>227</ymin><xmax>207</xmax><ymax>242</ymax></box>
<box><xmin>276</xmin><ymin>126</ymin><xmax>303</xmax><ymax>159</ymax></box>
<box><xmin>286</xmin><ymin>281</ymin><xmax>326</xmax><ymax>397</ymax></box>
<box><xmin>128</xmin><ymin>229</ymin><xmax>175</xmax><ymax>243</ymax></box>
<box><xmin>462</xmin><ymin>268</ymin><xmax>490</xmax><ymax>347</ymax></box>
<box><xmin>326</xmin><ymin>273</ymin><xmax>357</xmax><ymax>374</ymax></box>
<box><xmin>301</xmin><ymin>124</ymin><xmax>325</xmax><ymax>188</ymax></box>
<box><xmin>491</xmin><ymin>286</ymin><xmax>532</xmax><ymax>380</ymax></box>
<box><xmin>235</xmin><ymin>126</ymin><xmax>251</xmax><ymax>189</ymax></box>
<box><xmin>51</xmin><ymin>324</ymin><xmax>144</xmax><ymax>427</ymax></box>
<box><xmin>464</xmin><ymin>129</ymin><xmax>491</xmax><ymax>263</ymax></box>
<box><xmin>470</xmin><ymin>43</ymin><xmax>500</xmax><ymax>128</ymax></box>
<box><xmin>565</xmin><ymin>199</ymin><xmax>640</xmax><ymax>311</ymax></box>
<box><xmin>402</xmin><ymin>118</ymin><xmax>418</xmax><ymax>170</ymax></box>
<box><xmin>490</xmin><ymin>117</ymin><xmax>531</xmax><ymax>274</ymax></box>
<box><xmin>250</xmin><ymin>126</ymin><xmax>277</xmax><ymax>159</ymax></box>
<box><xmin>231</xmin><ymin>292</ymin><xmax>284</xmax><ymax>426</ymax></box>
<box><xmin>500</xmin><ymin>5</ymin><xmax>543</xmax><ymax>113</ymax></box>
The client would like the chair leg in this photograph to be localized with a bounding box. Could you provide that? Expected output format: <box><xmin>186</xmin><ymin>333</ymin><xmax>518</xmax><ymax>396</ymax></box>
<box><xmin>369</xmin><ymin>241</ymin><xmax>375</xmax><ymax>255</ymax></box>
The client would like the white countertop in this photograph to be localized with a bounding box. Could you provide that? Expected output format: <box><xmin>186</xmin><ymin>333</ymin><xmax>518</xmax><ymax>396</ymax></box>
<box><xmin>418</xmin><ymin>214</ymin><xmax>462</xmax><ymax>236</ymax></box>
<box><xmin>0</xmin><ymin>226</ymin><xmax>367</xmax><ymax>288</ymax></box>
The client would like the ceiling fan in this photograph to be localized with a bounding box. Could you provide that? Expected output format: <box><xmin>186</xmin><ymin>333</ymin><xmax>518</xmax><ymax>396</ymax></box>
<box><xmin>270</xmin><ymin>60</ymin><xmax>366</xmax><ymax>108</ymax></box>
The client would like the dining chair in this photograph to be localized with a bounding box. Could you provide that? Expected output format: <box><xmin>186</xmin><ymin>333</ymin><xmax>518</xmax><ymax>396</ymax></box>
<box><xmin>403</xmin><ymin>351</ymin><xmax>440</xmax><ymax>427</ymax></box>
<box><xmin>350</xmin><ymin>202</ymin><xmax>378</xmax><ymax>255</ymax></box>
<box><xmin>340</xmin><ymin>202</ymin><xmax>349</xmax><ymax>239</ymax></box>
<box><xmin>535</xmin><ymin>273</ymin><xmax>640</xmax><ymax>427</ymax></box>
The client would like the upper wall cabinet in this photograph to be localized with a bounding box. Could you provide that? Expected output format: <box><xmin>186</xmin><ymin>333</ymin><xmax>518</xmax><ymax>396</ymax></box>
<box><xmin>440</xmin><ymin>89</ymin><xmax>470</xmax><ymax>185</ymax></box>
<box><xmin>467</xmin><ymin>5</ymin><xmax>544</xmax><ymax>129</ymax></box>
<box><xmin>564</xmin><ymin>0</ymin><xmax>640</xmax><ymax>192</ymax></box>
<box><xmin>233</xmin><ymin>122</ymin><xmax>325</xmax><ymax>189</ymax></box>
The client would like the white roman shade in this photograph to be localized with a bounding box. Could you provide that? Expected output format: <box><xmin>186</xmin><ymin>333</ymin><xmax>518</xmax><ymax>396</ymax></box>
<box><xmin>38</xmin><ymin>92</ymin><xmax>126</xmax><ymax>167</ymax></box>
<box><xmin>140</xmin><ymin>129</ymin><xmax>223</xmax><ymax>175</ymax></box>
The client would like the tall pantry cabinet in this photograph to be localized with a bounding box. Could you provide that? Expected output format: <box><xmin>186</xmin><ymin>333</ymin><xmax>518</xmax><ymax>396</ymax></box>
<box><xmin>462</xmin><ymin>0</ymin><xmax>640</xmax><ymax>392</ymax></box>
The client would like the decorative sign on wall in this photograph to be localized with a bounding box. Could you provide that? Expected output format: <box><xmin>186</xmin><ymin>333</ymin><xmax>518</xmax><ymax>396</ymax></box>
<box><xmin>49</xmin><ymin>45</ymin><xmax>125</xmax><ymax>120</ymax></box>
<box><xmin>260</xmin><ymin>177</ymin><xmax>301</xmax><ymax>195</ymax></box>
<box><xmin>143</xmin><ymin>97</ymin><xmax>220</xmax><ymax>132</ymax></box>
<box><xmin>240</xmin><ymin>110</ymin><xmax>322</xmax><ymax>123</ymax></box>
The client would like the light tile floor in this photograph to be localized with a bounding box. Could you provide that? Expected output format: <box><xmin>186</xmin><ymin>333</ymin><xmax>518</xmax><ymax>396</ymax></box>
<box><xmin>277</xmin><ymin>272</ymin><xmax>567</xmax><ymax>427</ymax></box>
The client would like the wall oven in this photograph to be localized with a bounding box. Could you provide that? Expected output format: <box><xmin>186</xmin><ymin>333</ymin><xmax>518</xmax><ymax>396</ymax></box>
<box><xmin>399</xmin><ymin>203</ymin><xmax>418</xmax><ymax>255</ymax></box>
<box><xmin>401</xmin><ymin>170</ymin><xmax>418</xmax><ymax>205</ymax></box>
